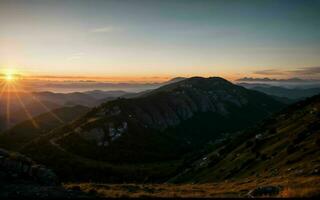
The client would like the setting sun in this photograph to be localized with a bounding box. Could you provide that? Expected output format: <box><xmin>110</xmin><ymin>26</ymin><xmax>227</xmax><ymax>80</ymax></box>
<box><xmin>5</xmin><ymin>73</ymin><xmax>13</xmax><ymax>81</ymax></box>
<box><xmin>2</xmin><ymin>69</ymin><xmax>17</xmax><ymax>82</ymax></box>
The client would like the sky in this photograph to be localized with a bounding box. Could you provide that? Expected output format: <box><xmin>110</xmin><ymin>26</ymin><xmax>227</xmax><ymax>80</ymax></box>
<box><xmin>1</xmin><ymin>0</ymin><xmax>320</xmax><ymax>81</ymax></box>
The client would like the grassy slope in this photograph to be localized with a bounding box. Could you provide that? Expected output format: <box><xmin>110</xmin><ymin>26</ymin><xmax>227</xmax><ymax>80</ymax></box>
<box><xmin>65</xmin><ymin>176</ymin><xmax>320</xmax><ymax>198</ymax></box>
<box><xmin>20</xmin><ymin>126</ymin><xmax>183</xmax><ymax>183</ymax></box>
<box><xmin>62</xmin><ymin>95</ymin><xmax>320</xmax><ymax>198</ymax></box>
<box><xmin>169</xmin><ymin>95</ymin><xmax>320</xmax><ymax>183</ymax></box>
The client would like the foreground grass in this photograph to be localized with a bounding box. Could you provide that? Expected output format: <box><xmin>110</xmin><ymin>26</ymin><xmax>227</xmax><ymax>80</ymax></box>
<box><xmin>64</xmin><ymin>175</ymin><xmax>320</xmax><ymax>198</ymax></box>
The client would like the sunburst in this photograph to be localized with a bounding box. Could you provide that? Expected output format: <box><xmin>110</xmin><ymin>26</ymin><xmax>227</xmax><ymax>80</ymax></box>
<box><xmin>3</xmin><ymin>69</ymin><xmax>17</xmax><ymax>83</ymax></box>
<box><xmin>0</xmin><ymin>68</ymin><xmax>64</xmax><ymax>130</ymax></box>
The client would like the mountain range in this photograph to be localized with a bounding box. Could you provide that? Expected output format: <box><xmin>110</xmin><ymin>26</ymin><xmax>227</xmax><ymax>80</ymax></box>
<box><xmin>0</xmin><ymin>76</ymin><xmax>319</xmax><ymax>197</ymax></box>
<box><xmin>0</xmin><ymin>77</ymin><xmax>285</xmax><ymax>182</ymax></box>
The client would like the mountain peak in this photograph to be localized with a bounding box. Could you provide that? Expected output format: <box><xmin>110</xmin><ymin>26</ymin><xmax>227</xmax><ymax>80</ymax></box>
<box><xmin>167</xmin><ymin>77</ymin><xmax>187</xmax><ymax>83</ymax></box>
<box><xmin>153</xmin><ymin>76</ymin><xmax>234</xmax><ymax>94</ymax></box>
<box><xmin>177</xmin><ymin>76</ymin><xmax>231</xmax><ymax>85</ymax></box>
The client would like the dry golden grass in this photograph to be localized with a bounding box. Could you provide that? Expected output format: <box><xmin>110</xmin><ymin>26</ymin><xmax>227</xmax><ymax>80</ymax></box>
<box><xmin>279</xmin><ymin>176</ymin><xmax>320</xmax><ymax>198</ymax></box>
<box><xmin>64</xmin><ymin>176</ymin><xmax>320</xmax><ymax>198</ymax></box>
<box><xmin>281</xmin><ymin>187</ymin><xmax>320</xmax><ymax>198</ymax></box>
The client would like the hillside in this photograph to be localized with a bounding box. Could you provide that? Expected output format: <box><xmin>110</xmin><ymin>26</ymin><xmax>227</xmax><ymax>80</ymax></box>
<box><xmin>30</xmin><ymin>94</ymin><xmax>320</xmax><ymax>197</ymax></box>
<box><xmin>169</xmin><ymin>94</ymin><xmax>320</xmax><ymax>183</ymax></box>
<box><xmin>0</xmin><ymin>148</ymin><xmax>93</xmax><ymax>198</ymax></box>
<box><xmin>0</xmin><ymin>96</ymin><xmax>61</xmax><ymax>130</ymax></box>
<box><xmin>53</xmin><ymin>77</ymin><xmax>284</xmax><ymax>163</ymax></box>
<box><xmin>0</xmin><ymin>105</ymin><xmax>90</xmax><ymax>151</ymax></box>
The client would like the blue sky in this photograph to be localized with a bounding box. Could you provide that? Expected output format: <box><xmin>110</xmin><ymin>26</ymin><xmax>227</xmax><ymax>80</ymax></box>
<box><xmin>0</xmin><ymin>0</ymin><xmax>320</xmax><ymax>80</ymax></box>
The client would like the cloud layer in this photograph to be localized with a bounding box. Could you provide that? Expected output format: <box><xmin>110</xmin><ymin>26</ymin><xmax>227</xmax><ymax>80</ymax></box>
<box><xmin>254</xmin><ymin>66</ymin><xmax>320</xmax><ymax>77</ymax></box>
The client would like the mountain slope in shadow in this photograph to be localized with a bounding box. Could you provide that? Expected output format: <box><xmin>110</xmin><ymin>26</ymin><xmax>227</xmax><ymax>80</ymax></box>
<box><xmin>170</xmin><ymin>94</ymin><xmax>320</xmax><ymax>183</ymax></box>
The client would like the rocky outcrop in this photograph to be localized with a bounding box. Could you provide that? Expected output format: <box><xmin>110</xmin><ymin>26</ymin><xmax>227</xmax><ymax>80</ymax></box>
<box><xmin>78</xmin><ymin>121</ymin><xmax>128</xmax><ymax>146</ymax></box>
<box><xmin>0</xmin><ymin>148</ymin><xmax>58</xmax><ymax>186</ymax></box>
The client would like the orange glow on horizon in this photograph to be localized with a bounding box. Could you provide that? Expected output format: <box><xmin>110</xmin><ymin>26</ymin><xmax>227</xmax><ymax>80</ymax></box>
<box><xmin>0</xmin><ymin>67</ymin><xmax>246</xmax><ymax>84</ymax></box>
<box><xmin>7</xmin><ymin>73</ymin><xmax>240</xmax><ymax>83</ymax></box>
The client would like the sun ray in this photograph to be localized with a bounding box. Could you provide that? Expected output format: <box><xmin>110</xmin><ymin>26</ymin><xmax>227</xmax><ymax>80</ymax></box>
<box><xmin>0</xmin><ymin>82</ymin><xmax>8</xmax><ymax>98</ymax></box>
<box><xmin>11</xmin><ymin>85</ymin><xmax>40</xmax><ymax>129</ymax></box>
<box><xmin>6</xmin><ymin>84</ymin><xmax>11</xmax><ymax>128</ymax></box>
<box><xmin>1</xmin><ymin>69</ymin><xmax>64</xmax><ymax>130</ymax></box>
<box><xmin>0</xmin><ymin>79</ymin><xmax>6</xmax><ymax>87</ymax></box>
<box><xmin>18</xmin><ymin>87</ymin><xmax>64</xmax><ymax>124</ymax></box>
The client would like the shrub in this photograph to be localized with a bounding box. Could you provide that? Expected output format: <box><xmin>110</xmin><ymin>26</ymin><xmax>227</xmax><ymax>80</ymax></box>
<box><xmin>286</xmin><ymin>144</ymin><xmax>297</xmax><ymax>154</ymax></box>
<box><xmin>316</xmin><ymin>138</ymin><xmax>320</xmax><ymax>147</ymax></box>
<box><xmin>293</xmin><ymin>131</ymin><xmax>308</xmax><ymax>144</ymax></box>
<box><xmin>260</xmin><ymin>154</ymin><xmax>268</xmax><ymax>161</ymax></box>
<box><xmin>71</xmin><ymin>186</ymin><xmax>81</xmax><ymax>191</ymax></box>
<box><xmin>245</xmin><ymin>140</ymin><xmax>254</xmax><ymax>148</ymax></box>
<box><xmin>89</xmin><ymin>189</ymin><xmax>97</xmax><ymax>195</ymax></box>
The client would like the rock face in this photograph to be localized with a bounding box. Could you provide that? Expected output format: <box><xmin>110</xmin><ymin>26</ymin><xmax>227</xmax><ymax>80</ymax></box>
<box><xmin>0</xmin><ymin>148</ymin><xmax>58</xmax><ymax>186</ymax></box>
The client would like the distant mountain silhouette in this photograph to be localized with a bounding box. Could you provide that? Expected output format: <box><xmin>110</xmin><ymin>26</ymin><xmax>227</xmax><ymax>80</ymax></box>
<box><xmin>237</xmin><ymin>77</ymin><xmax>311</xmax><ymax>82</ymax></box>
<box><xmin>0</xmin><ymin>90</ymin><xmax>131</xmax><ymax>130</ymax></box>
<box><xmin>239</xmin><ymin>83</ymin><xmax>320</xmax><ymax>100</ymax></box>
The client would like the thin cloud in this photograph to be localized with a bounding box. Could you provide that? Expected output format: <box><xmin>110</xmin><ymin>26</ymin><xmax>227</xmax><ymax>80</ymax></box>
<box><xmin>236</xmin><ymin>77</ymin><xmax>308</xmax><ymax>82</ymax></box>
<box><xmin>254</xmin><ymin>66</ymin><xmax>320</xmax><ymax>77</ymax></box>
<box><xmin>91</xmin><ymin>26</ymin><xmax>115</xmax><ymax>33</ymax></box>
<box><xmin>290</xmin><ymin>66</ymin><xmax>320</xmax><ymax>75</ymax></box>
<box><xmin>67</xmin><ymin>53</ymin><xmax>84</xmax><ymax>61</ymax></box>
<box><xmin>254</xmin><ymin>69</ymin><xmax>285</xmax><ymax>76</ymax></box>
<box><xmin>0</xmin><ymin>73</ymin><xmax>23</xmax><ymax>78</ymax></box>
